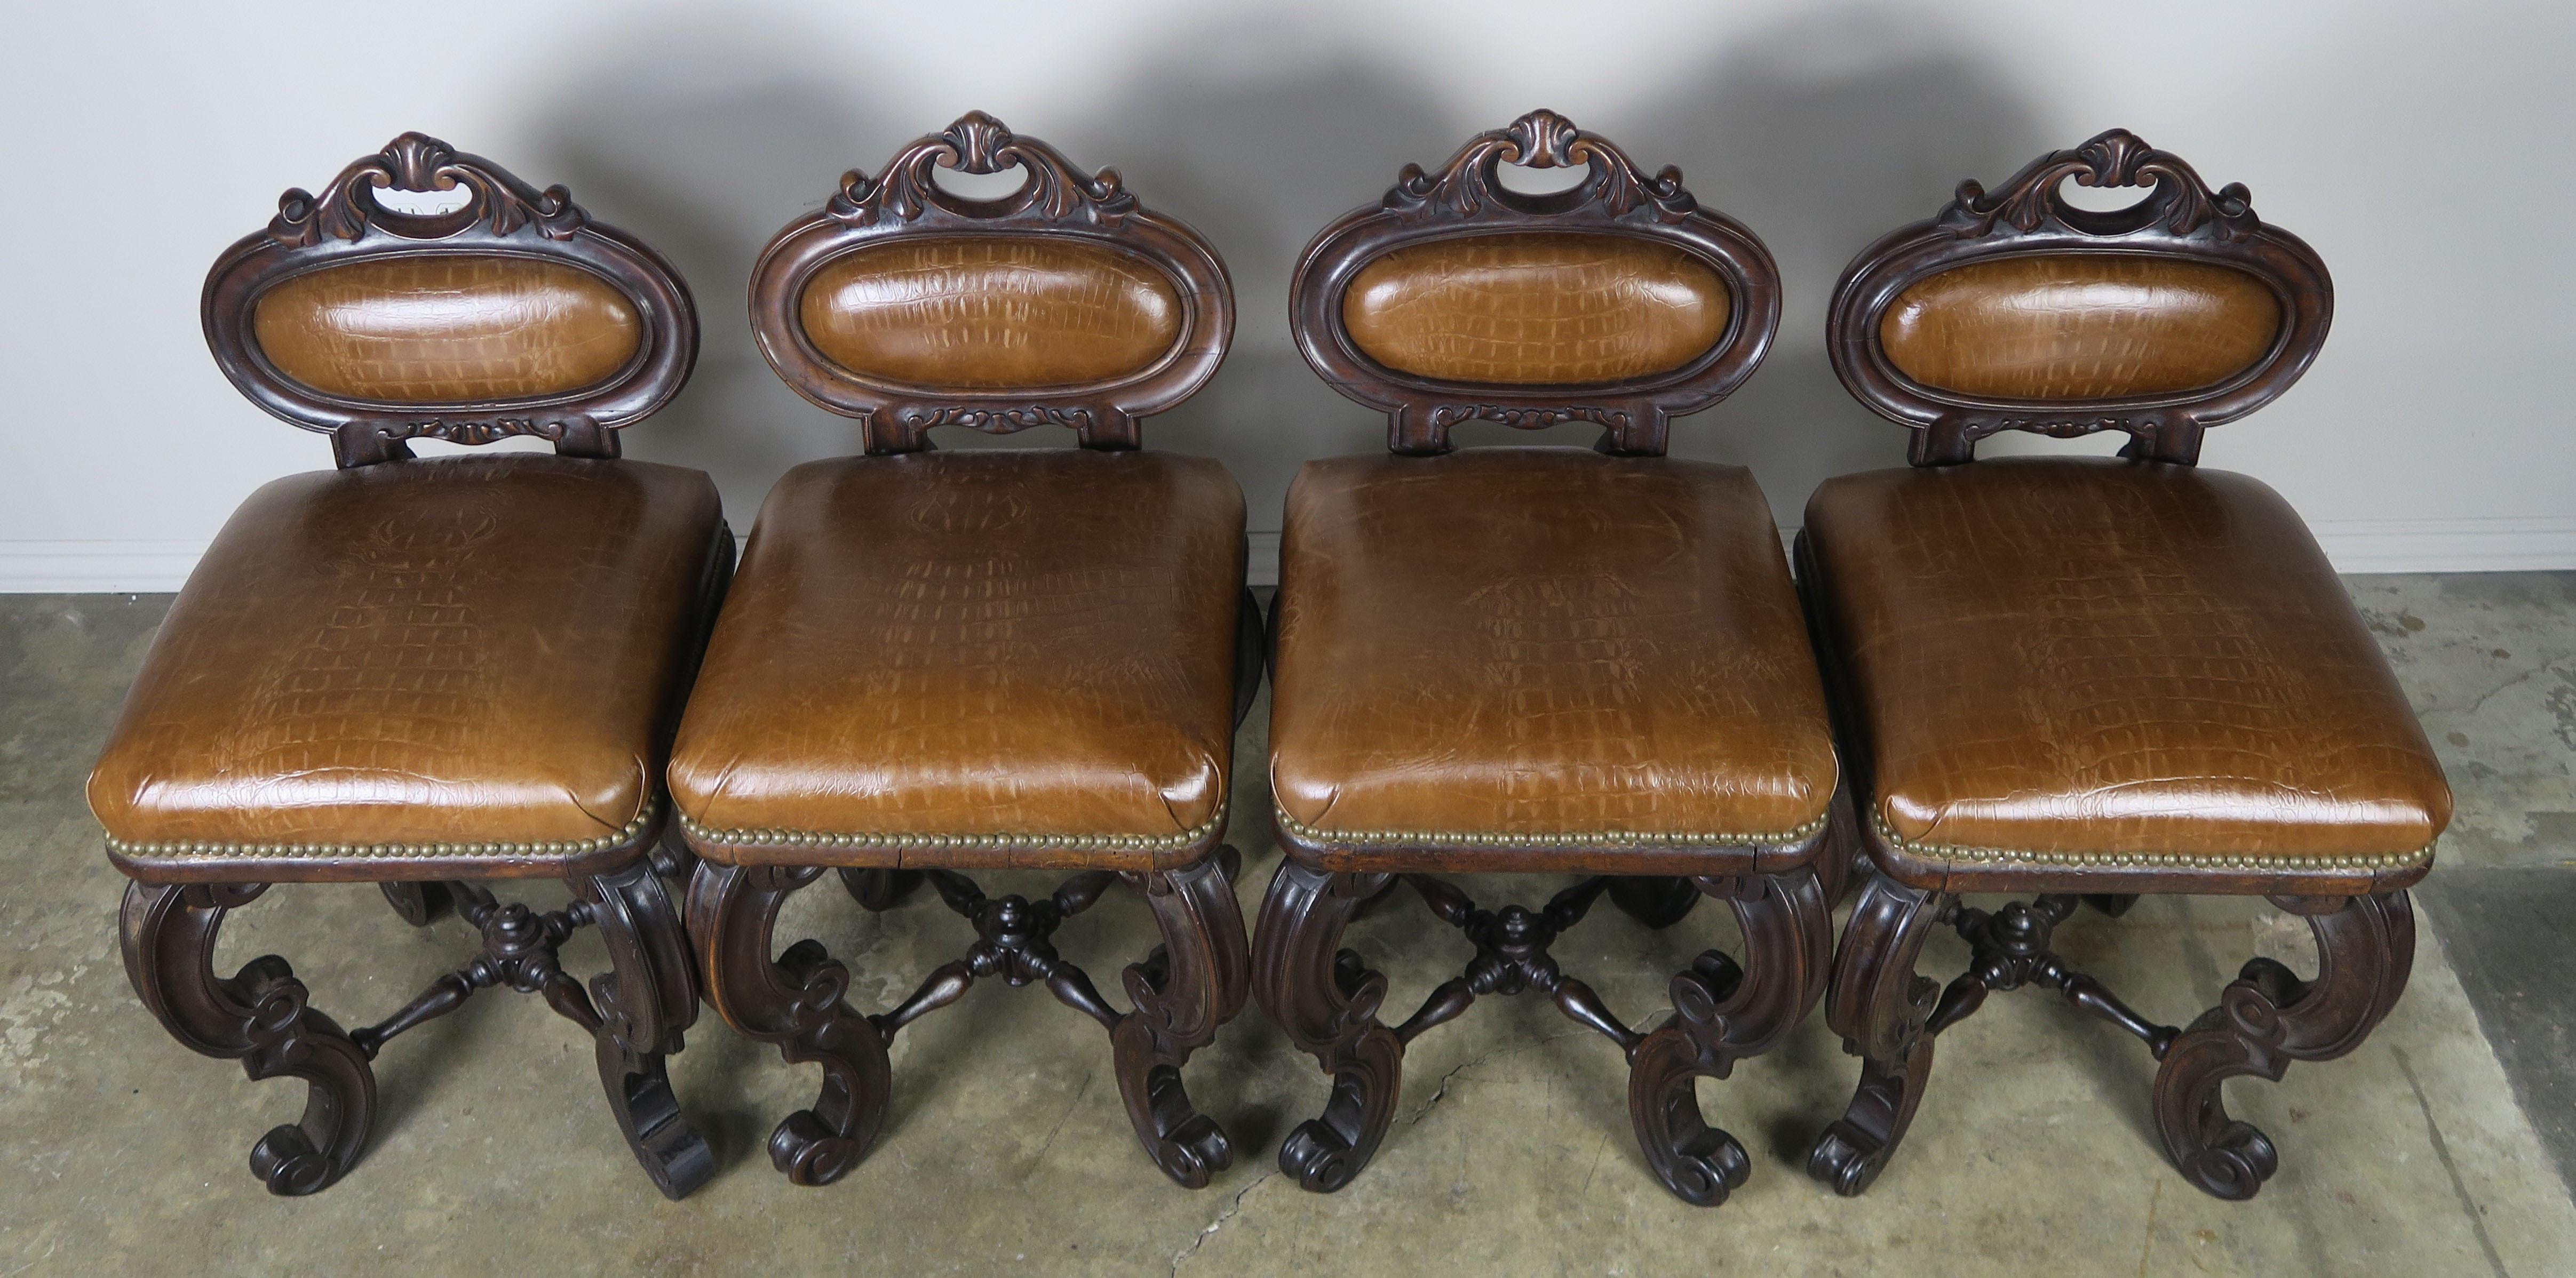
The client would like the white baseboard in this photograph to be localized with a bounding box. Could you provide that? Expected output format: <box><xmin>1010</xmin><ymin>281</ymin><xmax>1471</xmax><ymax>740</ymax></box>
<box><xmin>2300</xmin><ymin>517</ymin><xmax>2576</xmax><ymax>574</ymax></box>
<box><xmin>7</xmin><ymin>518</ymin><xmax>2571</xmax><ymax>594</ymax></box>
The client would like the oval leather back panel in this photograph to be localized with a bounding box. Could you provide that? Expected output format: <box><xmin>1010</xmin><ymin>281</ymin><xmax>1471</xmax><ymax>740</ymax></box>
<box><xmin>253</xmin><ymin>255</ymin><xmax>642</xmax><ymax>402</ymax></box>
<box><xmin>1881</xmin><ymin>254</ymin><xmax>2280</xmax><ymax>401</ymax></box>
<box><xmin>1341</xmin><ymin>232</ymin><xmax>1729</xmax><ymax>386</ymax></box>
<box><xmin>799</xmin><ymin>237</ymin><xmax>1183</xmax><ymax>391</ymax></box>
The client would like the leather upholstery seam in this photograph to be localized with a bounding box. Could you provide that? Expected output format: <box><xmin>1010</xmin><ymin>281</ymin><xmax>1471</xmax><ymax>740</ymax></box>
<box><xmin>1273</xmin><ymin>804</ymin><xmax>1828</xmax><ymax>851</ymax></box>
<box><xmin>104</xmin><ymin>797</ymin><xmax>660</xmax><ymax>862</ymax></box>
<box><xmin>1870</xmin><ymin>811</ymin><xmax>2437</xmax><ymax>873</ymax></box>
<box><xmin>675</xmin><ymin>808</ymin><xmax>1223</xmax><ymax>854</ymax></box>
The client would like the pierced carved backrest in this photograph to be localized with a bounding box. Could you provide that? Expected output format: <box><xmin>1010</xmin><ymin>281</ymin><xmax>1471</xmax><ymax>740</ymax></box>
<box><xmin>203</xmin><ymin>133</ymin><xmax>698</xmax><ymax>468</ymax></box>
<box><xmin>1290</xmin><ymin>109</ymin><xmax>1780</xmax><ymax>457</ymax></box>
<box><xmin>749</xmin><ymin>113</ymin><xmax>1234</xmax><ymax>454</ymax></box>
<box><xmin>1828</xmin><ymin>130</ymin><xmax>2332</xmax><ymax>467</ymax></box>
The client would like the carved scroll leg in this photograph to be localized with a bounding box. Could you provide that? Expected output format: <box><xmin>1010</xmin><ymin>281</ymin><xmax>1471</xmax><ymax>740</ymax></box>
<box><xmin>1252</xmin><ymin>861</ymin><xmax>1401</xmax><ymax>1193</ymax></box>
<box><xmin>2152</xmin><ymin>891</ymin><xmax>2414</xmax><ymax>1201</ymax></box>
<box><xmin>121</xmin><ymin>881</ymin><xmax>377</xmax><ymax>1196</ymax></box>
<box><xmin>1626</xmin><ymin>866</ymin><xmax>1833</xmax><ymax>1207</ymax></box>
<box><xmin>1807</xmin><ymin>876</ymin><xmax>1954</xmax><ymax>1197</ymax></box>
<box><xmin>687</xmin><ymin>861</ymin><xmax>893</xmax><ymax>1187</ymax></box>
<box><xmin>579</xmin><ymin>860</ymin><xmax>714</xmax><ymax>1201</ymax></box>
<box><xmin>1110</xmin><ymin>850</ymin><xmax>1252</xmax><ymax>1189</ymax></box>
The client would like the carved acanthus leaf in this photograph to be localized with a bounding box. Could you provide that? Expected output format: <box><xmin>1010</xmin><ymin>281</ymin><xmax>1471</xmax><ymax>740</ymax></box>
<box><xmin>376</xmin><ymin>417</ymin><xmax>582</xmax><ymax>446</ymax></box>
<box><xmin>1427</xmin><ymin>403</ymin><xmax>1633</xmax><ymax>430</ymax></box>
<box><xmin>896</xmin><ymin>404</ymin><xmax>1099</xmax><ymax>433</ymax></box>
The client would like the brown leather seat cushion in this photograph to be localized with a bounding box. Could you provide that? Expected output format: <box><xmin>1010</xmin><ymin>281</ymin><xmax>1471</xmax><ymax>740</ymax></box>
<box><xmin>1802</xmin><ymin>457</ymin><xmax>2451</xmax><ymax>894</ymax></box>
<box><xmin>667</xmin><ymin>449</ymin><xmax>1246</xmax><ymax>871</ymax></box>
<box><xmin>90</xmin><ymin>454</ymin><xmax>726</xmax><ymax>881</ymax></box>
<box><xmin>1270</xmin><ymin>449</ymin><xmax>1839</xmax><ymax>874</ymax></box>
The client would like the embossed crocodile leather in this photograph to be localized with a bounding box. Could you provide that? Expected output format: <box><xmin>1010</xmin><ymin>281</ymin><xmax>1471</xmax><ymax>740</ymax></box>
<box><xmin>1268</xmin><ymin>448</ymin><xmax>1838</xmax><ymax>871</ymax></box>
<box><xmin>799</xmin><ymin>237</ymin><xmax>1183</xmax><ymax>390</ymax></box>
<box><xmin>88</xmin><ymin>454</ymin><xmax>726</xmax><ymax>871</ymax></box>
<box><xmin>666</xmin><ymin>449</ymin><xmax>1245</xmax><ymax>869</ymax></box>
<box><xmin>1802</xmin><ymin>457</ymin><xmax>2451</xmax><ymax>883</ymax></box>
<box><xmin>1880</xmin><ymin>255</ymin><xmax>2279</xmax><ymax>401</ymax></box>
<box><xmin>252</xmin><ymin>255</ymin><xmax>642</xmax><ymax>402</ymax></box>
<box><xmin>1342</xmin><ymin>233</ymin><xmax>1729</xmax><ymax>385</ymax></box>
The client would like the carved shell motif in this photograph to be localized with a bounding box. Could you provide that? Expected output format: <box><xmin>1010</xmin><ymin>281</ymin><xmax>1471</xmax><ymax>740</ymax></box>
<box><xmin>825</xmin><ymin>110</ymin><xmax>1141</xmax><ymax>227</ymax></box>
<box><xmin>1941</xmin><ymin>128</ymin><xmax>2259</xmax><ymax>242</ymax></box>
<box><xmin>1385</xmin><ymin>108</ymin><xmax>1696</xmax><ymax>223</ymax></box>
<box><xmin>268</xmin><ymin>132</ymin><xmax>588</xmax><ymax>247</ymax></box>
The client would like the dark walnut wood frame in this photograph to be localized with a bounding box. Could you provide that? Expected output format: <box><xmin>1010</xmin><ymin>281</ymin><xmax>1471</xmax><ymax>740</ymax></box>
<box><xmin>689</xmin><ymin>113</ymin><xmax>1253</xmax><ymax>1192</ymax></box>
<box><xmin>1826</xmin><ymin>127</ymin><xmax>2331</xmax><ymax>467</ymax></box>
<box><xmin>203</xmin><ymin>132</ymin><xmax>697</xmax><ymax>469</ymax></box>
<box><xmin>748</xmin><ymin>110</ymin><xmax>1233</xmax><ymax>456</ymax></box>
<box><xmin>1257</xmin><ymin>110</ymin><xmax>1838</xmax><ymax>1207</ymax></box>
<box><xmin>118</xmin><ymin>134</ymin><xmax>724</xmax><ymax>1199</ymax></box>
<box><xmin>1801</xmin><ymin>131</ymin><xmax>2410</xmax><ymax>1203</ymax></box>
<box><xmin>1290</xmin><ymin>107</ymin><xmax>1779</xmax><ymax>457</ymax></box>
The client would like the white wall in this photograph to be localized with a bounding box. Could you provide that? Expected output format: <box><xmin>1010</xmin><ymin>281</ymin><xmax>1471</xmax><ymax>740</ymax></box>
<box><xmin>3</xmin><ymin>0</ymin><xmax>2569</xmax><ymax>590</ymax></box>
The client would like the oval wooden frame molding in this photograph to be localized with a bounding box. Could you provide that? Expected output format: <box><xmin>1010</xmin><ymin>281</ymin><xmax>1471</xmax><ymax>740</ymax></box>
<box><xmin>201</xmin><ymin>132</ymin><xmax>698</xmax><ymax>469</ymax></box>
<box><xmin>1290</xmin><ymin>108</ymin><xmax>1782</xmax><ymax>457</ymax></box>
<box><xmin>1827</xmin><ymin>128</ymin><xmax>2333</xmax><ymax>467</ymax></box>
<box><xmin>747</xmin><ymin>111</ymin><xmax>1235</xmax><ymax>455</ymax></box>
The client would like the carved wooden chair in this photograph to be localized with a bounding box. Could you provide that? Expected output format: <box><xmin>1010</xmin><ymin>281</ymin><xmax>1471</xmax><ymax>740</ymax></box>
<box><xmin>89</xmin><ymin>135</ymin><xmax>728</xmax><ymax>1198</ymax></box>
<box><xmin>1797</xmin><ymin>131</ymin><xmax>2452</xmax><ymax>1201</ymax></box>
<box><xmin>1257</xmin><ymin>110</ymin><xmax>1846</xmax><ymax>1205</ymax></box>
<box><xmin>672</xmin><ymin>113</ymin><xmax>1255</xmax><ymax>1190</ymax></box>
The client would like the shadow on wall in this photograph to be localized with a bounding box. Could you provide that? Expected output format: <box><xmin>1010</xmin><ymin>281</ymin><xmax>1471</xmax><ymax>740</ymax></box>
<box><xmin>1622</xmin><ymin>7</ymin><xmax>2056</xmax><ymax>526</ymax></box>
<box><xmin>504</xmin><ymin>6</ymin><xmax>2055</xmax><ymax>536</ymax></box>
<box><xmin>1072</xmin><ymin>18</ymin><xmax>1464</xmax><ymax>513</ymax></box>
<box><xmin>515</xmin><ymin>19</ymin><xmax>909</xmax><ymax>517</ymax></box>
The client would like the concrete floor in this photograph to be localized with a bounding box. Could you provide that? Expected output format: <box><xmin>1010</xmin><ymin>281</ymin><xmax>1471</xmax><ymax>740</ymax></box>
<box><xmin>2</xmin><ymin>575</ymin><xmax>2571</xmax><ymax>1276</ymax></box>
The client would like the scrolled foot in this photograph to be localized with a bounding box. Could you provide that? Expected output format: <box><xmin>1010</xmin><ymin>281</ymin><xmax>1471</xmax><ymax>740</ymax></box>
<box><xmin>1115</xmin><ymin>1058</ymin><xmax>1235</xmax><ymax>1188</ymax></box>
<box><xmin>1625</xmin><ymin>870</ymin><xmax>1830</xmax><ymax>1207</ymax></box>
<box><xmin>1254</xmin><ymin>861</ymin><xmax>1402</xmax><ymax>1193</ymax></box>
<box><xmin>1807</xmin><ymin>1043</ymin><xmax>1930</xmax><ymax>1197</ymax></box>
<box><xmin>249</xmin><ymin>1122</ymin><xmax>341</xmax><ymax>1196</ymax></box>
<box><xmin>1111</xmin><ymin>854</ymin><xmax>1250</xmax><ymax>1188</ymax></box>
<box><xmin>2172</xmin><ymin>1113</ymin><xmax>2281</xmax><ymax>1200</ymax></box>
<box><xmin>1807</xmin><ymin>875</ymin><xmax>1949</xmax><ymax>1197</ymax></box>
<box><xmin>2150</xmin><ymin>891</ymin><xmax>2412</xmax><ymax>1201</ymax></box>
<box><xmin>582</xmin><ymin>860</ymin><xmax>713</xmax><ymax>1200</ymax></box>
<box><xmin>122</xmin><ymin>883</ymin><xmax>377</xmax><ymax>1196</ymax></box>
<box><xmin>689</xmin><ymin>862</ymin><xmax>893</xmax><ymax>1187</ymax></box>
<box><xmin>592</xmin><ymin>1031</ymin><xmax>714</xmax><ymax>1200</ymax></box>
<box><xmin>1279</xmin><ymin>1096</ymin><xmax>1377</xmax><ymax>1193</ymax></box>
<box><xmin>1627</xmin><ymin>1025</ymin><xmax>1752</xmax><ymax>1206</ymax></box>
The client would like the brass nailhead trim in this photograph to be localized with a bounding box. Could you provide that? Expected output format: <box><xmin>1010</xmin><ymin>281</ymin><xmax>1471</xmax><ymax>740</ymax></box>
<box><xmin>1273</xmin><ymin>805</ymin><xmax>1829</xmax><ymax>852</ymax></box>
<box><xmin>676</xmin><ymin>808</ymin><xmax>1223</xmax><ymax>854</ymax></box>
<box><xmin>105</xmin><ymin>798</ymin><xmax>661</xmax><ymax>862</ymax></box>
<box><xmin>1869</xmin><ymin>811</ymin><xmax>2438</xmax><ymax>874</ymax></box>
